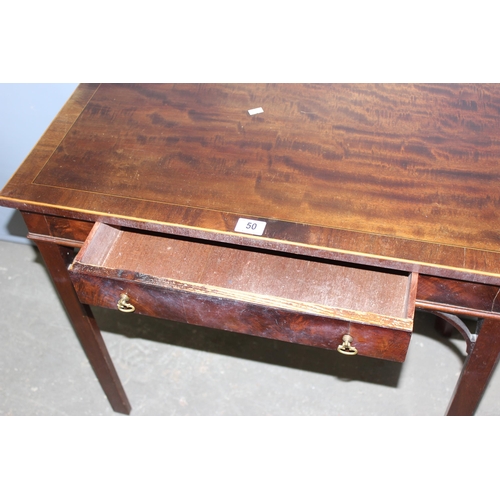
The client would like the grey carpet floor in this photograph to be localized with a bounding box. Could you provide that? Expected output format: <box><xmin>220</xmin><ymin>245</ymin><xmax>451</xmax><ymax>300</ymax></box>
<box><xmin>1</xmin><ymin>239</ymin><xmax>499</xmax><ymax>416</ymax></box>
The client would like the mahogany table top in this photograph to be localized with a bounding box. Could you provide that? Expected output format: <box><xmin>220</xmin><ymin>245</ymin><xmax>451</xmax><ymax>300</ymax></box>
<box><xmin>2</xmin><ymin>83</ymin><xmax>500</xmax><ymax>283</ymax></box>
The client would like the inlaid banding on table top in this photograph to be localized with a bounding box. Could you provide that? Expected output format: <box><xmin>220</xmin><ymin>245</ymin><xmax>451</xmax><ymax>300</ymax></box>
<box><xmin>26</xmin><ymin>83</ymin><xmax>500</xmax><ymax>254</ymax></box>
<box><xmin>6</xmin><ymin>185</ymin><xmax>500</xmax><ymax>286</ymax></box>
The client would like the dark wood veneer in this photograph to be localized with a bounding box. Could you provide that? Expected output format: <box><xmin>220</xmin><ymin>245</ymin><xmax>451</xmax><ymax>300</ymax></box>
<box><xmin>3</xmin><ymin>83</ymin><xmax>500</xmax><ymax>415</ymax></box>
<box><xmin>417</xmin><ymin>275</ymin><xmax>500</xmax><ymax>317</ymax></box>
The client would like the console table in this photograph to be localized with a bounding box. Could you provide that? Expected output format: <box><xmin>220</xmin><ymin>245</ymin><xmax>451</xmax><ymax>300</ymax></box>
<box><xmin>2</xmin><ymin>83</ymin><xmax>500</xmax><ymax>415</ymax></box>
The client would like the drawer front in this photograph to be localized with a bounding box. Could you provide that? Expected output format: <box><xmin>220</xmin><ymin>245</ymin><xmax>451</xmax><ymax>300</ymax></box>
<box><xmin>68</xmin><ymin>222</ymin><xmax>416</xmax><ymax>363</ymax></box>
<box><xmin>70</xmin><ymin>273</ymin><xmax>412</xmax><ymax>363</ymax></box>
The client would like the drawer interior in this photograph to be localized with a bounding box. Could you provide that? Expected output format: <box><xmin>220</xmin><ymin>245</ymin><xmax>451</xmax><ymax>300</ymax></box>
<box><xmin>70</xmin><ymin>223</ymin><xmax>417</xmax><ymax>332</ymax></box>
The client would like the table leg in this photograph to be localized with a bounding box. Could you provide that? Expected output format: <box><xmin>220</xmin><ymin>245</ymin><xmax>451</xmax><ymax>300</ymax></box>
<box><xmin>446</xmin><ymin>317</ymin><xmax>500</xmax><ymax>416</ymax></box>
<box><xmin>35</xmin><ymin>241</ymin><xmax>132</xmax><ymax>415</ymax></box>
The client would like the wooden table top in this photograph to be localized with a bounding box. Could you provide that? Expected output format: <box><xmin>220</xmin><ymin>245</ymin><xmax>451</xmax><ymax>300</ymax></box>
<box><xmin>2</xmin><ymin>83</ymin><xmax>500</xmax><ymax>283</ymax></box>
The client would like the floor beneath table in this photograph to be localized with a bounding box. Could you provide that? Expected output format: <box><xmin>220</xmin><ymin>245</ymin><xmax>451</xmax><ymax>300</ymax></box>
<box><xmin>1</xmin><ymin>239</ymin><xmax>499</xmax><ymax>416</ymax></box>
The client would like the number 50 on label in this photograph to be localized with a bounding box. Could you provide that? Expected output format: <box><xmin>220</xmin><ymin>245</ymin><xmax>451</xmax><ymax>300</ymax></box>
<box><xmin>234</xmin><ymin>218</ymin><xmax>267</xmax><ymax>236</ymax></box>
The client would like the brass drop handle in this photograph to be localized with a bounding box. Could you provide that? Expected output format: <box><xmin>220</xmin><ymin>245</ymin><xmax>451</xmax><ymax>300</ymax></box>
<box><xmin>117</xmin><ymin>293</ymin><xmax>135</xmax><ymax>313</ymax></box>
<box><xmin>337</xmin><ymin>334</ymin><xmax>358</xmax><ymax>356</ymax></box>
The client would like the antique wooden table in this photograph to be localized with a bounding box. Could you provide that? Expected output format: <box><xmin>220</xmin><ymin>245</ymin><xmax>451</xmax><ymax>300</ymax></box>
<box><xmin>2</xmin><ymin>83</ymin><xmax>500</xmax><ymax>415</ymax></box>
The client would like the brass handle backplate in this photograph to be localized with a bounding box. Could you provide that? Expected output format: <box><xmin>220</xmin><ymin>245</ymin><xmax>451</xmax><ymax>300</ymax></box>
<box><xmin>117</xmin><ymin>293</ymin><xmax>135</xmax><ymax>313</ymax></box>
<box><xmin>337</xmin><ymin>334</ymin><xmax>358</xmax><ymax>356</ymax></box>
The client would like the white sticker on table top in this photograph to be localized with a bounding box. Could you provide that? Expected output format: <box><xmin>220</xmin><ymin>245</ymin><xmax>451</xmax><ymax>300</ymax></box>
<box><xmin>248</xmin><ymin>107</ymin><xmax>264</xmax><ymax>116</ymax></box>
<box><xmin>234</xmin><ymin>218</ymin><xmax>267</xmax><ymax>236</ymax></box>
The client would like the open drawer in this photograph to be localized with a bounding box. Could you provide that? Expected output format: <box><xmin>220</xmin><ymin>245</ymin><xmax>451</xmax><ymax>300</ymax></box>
<box><xmin>68</xmin><ymin>223</ymin><xmax>418</xmax><ymax>362</ymax></box>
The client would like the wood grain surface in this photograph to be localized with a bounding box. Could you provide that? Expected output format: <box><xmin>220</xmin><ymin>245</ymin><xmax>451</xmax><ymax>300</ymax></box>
<box><xmin>3</xmin><ymin>83</ymin><xmax>500</xmax><ymax>281</ymax></box>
